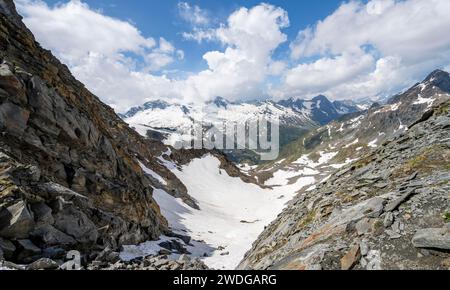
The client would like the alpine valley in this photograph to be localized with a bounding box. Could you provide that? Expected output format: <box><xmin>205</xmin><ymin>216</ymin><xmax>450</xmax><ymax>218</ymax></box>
<box><xmin>0</xmin><ymin>0</ymin><xmax>449</xmax><ymax>271</ymax></box>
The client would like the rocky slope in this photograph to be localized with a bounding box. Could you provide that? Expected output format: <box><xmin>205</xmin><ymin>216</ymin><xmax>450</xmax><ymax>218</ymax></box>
<box><xmin>238</xmin><ymin>100</ymin><xmax>450</xmax><ymax>270</ymax></box>
<box><xmin>0</xmin><ymin>0</ymin><xmax>176</xmax><ymax>267</ymax></box>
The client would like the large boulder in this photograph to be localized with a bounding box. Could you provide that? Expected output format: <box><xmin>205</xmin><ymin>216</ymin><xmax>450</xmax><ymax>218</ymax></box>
<box><xmin>31</xmin><ymin>202</ymin><xmax>54</xmax><ymax>226</ymax></box>
<box><xmin>31</xmin><ymin>225</ymin><xmax>76</xmax><ymax>247</ymax></box>
<box><xmin>53</xmin><ymin>207</ymin><xmax>98</xmax><ymax>245</ymax></box>
<box><xmin>412</xmin><ymin>228</ymin><xmax>450</xmax><ymax>250</ymax></box>
<box><xmin>26</xmin><ymin>258</ymin><xmax>59</xmax><ymax>270</ymax></box>
<box><xmin>0</xmin><ymin>200</ymin><xmax>35</xmax><ymax>239</ymax></box>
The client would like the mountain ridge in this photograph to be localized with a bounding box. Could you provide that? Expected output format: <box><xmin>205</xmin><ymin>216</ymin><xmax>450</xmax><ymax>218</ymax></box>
<box><xmin>121</xmin><ymin>94</ymin><xmax>362</xmax><ymax>164</ymax></box>
<box><xmin>122</xmin><ymin>95</ymin><xmax>361</xmax><ymax>125</ymax></box>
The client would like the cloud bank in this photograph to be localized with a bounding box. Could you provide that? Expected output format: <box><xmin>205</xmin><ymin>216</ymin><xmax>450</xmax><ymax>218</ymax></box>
<box><xmin>15</xmin><ymin>0</ymin><xmax>450</xmax><ymax>112</ymax></box>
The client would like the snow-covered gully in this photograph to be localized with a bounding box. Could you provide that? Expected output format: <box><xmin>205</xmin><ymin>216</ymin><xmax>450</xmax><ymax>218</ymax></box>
<box><xmin>121</xmin><ymin>154</ymin><xmax>316</xmax><ymax>269</ymax></box>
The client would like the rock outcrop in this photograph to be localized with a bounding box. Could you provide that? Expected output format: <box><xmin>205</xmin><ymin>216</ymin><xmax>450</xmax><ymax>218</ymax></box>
<box><xmin>0</xmin><ymin>0</ymin><xmax>175</xmax><ymax>266</ymax></box>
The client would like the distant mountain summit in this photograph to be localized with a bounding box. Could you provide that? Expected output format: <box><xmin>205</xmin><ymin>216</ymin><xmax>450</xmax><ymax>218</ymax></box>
<box><xmin>120</xmin><ymin>100</ymin><xmax>171</xmax><ymax>118</ymax></box>
<box><xmin>277</xmin><ymin>95</ymin><xmax>360</xmax><ymax>125</ymax></box>
<box><xmin>389</xmin><ymin>69</ymin><xmax>450</xmax><ymax>105</ymax></box>
<box><xmin>210</xmin><ymin>96</ymin><xmax>231</xmax><ymax>109</ymax></box>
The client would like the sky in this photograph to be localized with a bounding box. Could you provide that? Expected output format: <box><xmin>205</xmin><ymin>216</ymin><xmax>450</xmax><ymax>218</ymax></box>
<box><xmin>15</xmin><ymin>0</ymin><xmax>450</xmax><ymax>112</ymax></box>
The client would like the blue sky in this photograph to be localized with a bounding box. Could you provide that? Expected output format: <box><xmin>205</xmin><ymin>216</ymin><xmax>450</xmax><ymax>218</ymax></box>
<box><xmin>39</xmin><ymin>0</ymin><xmax>344</xmax><ymax>73</ymax></box>
<box><xmin>16</xmin><ymin>0</ymin><xmax>450</xmax><ymax>112</ymax></box>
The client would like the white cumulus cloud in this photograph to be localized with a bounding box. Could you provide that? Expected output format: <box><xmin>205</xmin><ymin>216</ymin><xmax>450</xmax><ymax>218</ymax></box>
<box><xmin>15</xmin><ymin>0</ymin><xmax>184</xmax><ymax>111</ymax></box>
<box><xmin>178</xmin><ymin>2</ymin><xmax>210</xmax><ymax>26</ymax></box>
<box><xmin>180</xmin><ymin>3</ymin><xmax>290</xmax><ymax>102</ymax></box>
<box><xmin>283</xmin><ymin>0</ymin><xmax>450</xmax><ymax>100</ymax></box>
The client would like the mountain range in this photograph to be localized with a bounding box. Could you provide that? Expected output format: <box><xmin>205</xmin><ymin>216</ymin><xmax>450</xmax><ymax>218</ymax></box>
<box><xmin>121</xmin><ymin>95</ymin><xmax>362</xmax><ymax>163</ymax></box>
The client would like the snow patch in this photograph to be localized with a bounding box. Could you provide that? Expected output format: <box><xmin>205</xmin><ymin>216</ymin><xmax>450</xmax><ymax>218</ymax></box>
<box><xmin>344</xmin><ymin>138</ymin><xmax>359</xmax><ymax>148</ymax></box>
<box><xmin>329</xmin><ymin>158</ymin><xmax>359</xmax><ymax>169</ymax></box>
<box><xmin>265</xmin><ymin>167</ymin><xmax>319</xmax><ymax>186</ymax></box>
<box><xmin>413</xmin><ymin>95</ymin><xmax>435</xmax><ymax>108</ymax></box>
<box><xmin>368</xmin><ymin>138</ymin><xmax>378</xmax><ymax>148</ymax></box>
<box><xmin>139</xmin><ymin>161</ymin><xmax>167</xmax><ymax>185</ymax></box>
<box><xmin>293</xmin><ymin>151</ymin><xmax>338</xmax><ymax>168</ymax></box>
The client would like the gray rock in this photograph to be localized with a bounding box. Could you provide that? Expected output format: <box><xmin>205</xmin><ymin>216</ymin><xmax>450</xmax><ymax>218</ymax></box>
<box><xmin>28</xmin><ymin>166</ymin><xmax>41</xmax><ymax>182</ymax></box>
<box><xmin>383</xmin><ymin>212</ymin><xmax>394</xmax><ymax>228</ymax></box>
<box><xmin>0</xmin><ymin>102</ymin><xmax>30</xmax><ymax>135</ymax></box>
<box><xmin>365</xmin><ymin>198</ymin><xmax>385</xmax><ymax>218</ymax></box>
<box><xmin>41</xmin><ymin>182</ymin><xmax>88</xmax><ymax>201</ymax></box>
<box><xmin>405</xmin><ymin>171</ymin><xmax>419</xmax><ymax>182</ymax></box>
<box><xmin>391</xmin><ymin>221</ymin><xmax>402</xmax><ymax>234</ymax></box>
<box><xmin>360</xmin><ymin>241</ymin><xmax>369</xmax><ymax>256</ymax></box>
<box><xmin>1</xmin><ymin>260</ymin><xmax>26</xmax><ymax>270</ymax></box>
<box><xmin>170</xmin><ymin>262</ymin><xmax>181</xmax><ymax>270</ymax></box>
<box><xmin>435</xmin><ymin>116</ymin><xmax>450</xmax><ymax>129</ymax></box>
<box><xmin>27</xmin><ymin>258</ymin><xmax>59</xmax><ymax>270</ymax></box>
<box><xmin>412</xmin><ymin>228</ymin><xmax>450</xmax><ymax>250</ymax></box>
<box><xmin>385</xmin><ymin>229</ymin><xmax>402</xmax><ymax>239</ymax></box>
<box><xmin>356</xmin><ymin>218</ymin><xmax>372</xmax><ymax>236</ymax></box>
<box><xmin>0</xmin><ymin>237</ymin><xmax>16</xmax><ymax>259</ymax></box>
<box><xmin>374</xmin><ymin>182</ymin><xmax>388</xmax><ymax>189</ymax></box>
<box><xmin>0</xmin><ymin>200</ymin><xmax>35</xmax><ymax>239</ymax></box>
<box><xmin>42</xmin><ymin>247</ymin><xmax>66</xmax><ymax>260</ymax></box>
<box><xmin>360</xmin><ymin>257</ymin><xmax>368</xmax><ymax>268</ymax></box>
<box><xmin>54</xmin><ymin>207</ymin><xmax>98</xmax><ymax>244</ymax></box>
<box><xmin>158</xmin><ymin>248</ymin><xmax>171</xmax><ymax>255</ymax></box>
<box><xmin>17</xmin><ymin>239</ymin><xmax>41</xmax><ymax>260</ymax></box>
<box><xmin>31</xmin><ymin>224</ymin><xmax>77</xmax><ymax>246</ymax></box>
<box><xmin>95</xmin><ymin>247</ymin><xmax>121</xmax><ymax>264</ymax></box>
<box><xmin>178</xmin><ymin>254</ymin><xmax>190</xmax><ymax>263</ymax></box>
<box><xmin>365</xmin><ymin>250</ymin><xmax>382</xmax><ymax>270</ymax></box>
<box><xmin>31</xmin><ymin>202</ymin><xmax>54</xmax><ymax>226</ymax></box>
<box><xmin>361</xmin><ymin>174</ymin><xmax>381</xmax><ymax>182</ymax></box>
<box><xmin>158</xmin><ymin>239</ymin><xmax>190</xmax><ymax>254</ymax></box>
<box><xmin>407</xmin><ymin>181</ymin><xmax>425</xmax><ymax>188</ymax></box>
<box><xmin>385</xmin><ymin>188</ymin><xmax>416</xmax><ymax>212</ymax></box>
<box><xmin>166</xmin><ymin>232</ymin><xmax>191</xmax><ymax>245</ymax></box>
<box><xmin>154</xmin><ymin>258</ymin><xmax>169</xmax><ymax>267</ymax></box>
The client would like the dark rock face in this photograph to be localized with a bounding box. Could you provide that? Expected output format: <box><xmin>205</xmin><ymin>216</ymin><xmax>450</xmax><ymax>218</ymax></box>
<box><xmin>212</xmin><ymin>96</ymin><xmax>230</xmax><ymax>109</ymax></box>
<box><xmin>0</xmin><ymin>0</ymin><xmax>174</xmax><ymax>266</ymax></box>
<box><xmin>277</xmin><ymin>95</ymin><xmax>360</xmax><ymax>126</ymax></box>
<box><xmin>239</xmin><ymin>102</ymin><xmax>450</xmax><ymax>270</ymax></box>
